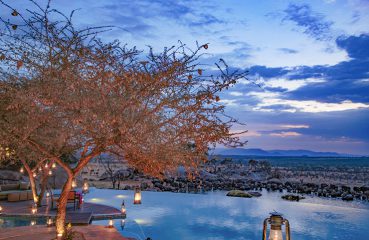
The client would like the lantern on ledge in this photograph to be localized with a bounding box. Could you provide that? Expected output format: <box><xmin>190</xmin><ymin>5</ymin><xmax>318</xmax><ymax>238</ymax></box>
<box><xmin>72</xmin><ymin>178</ymin><xmax>77</xmax><ymax>188</ymax></box>
<box><xmin>262</xmin><ymin>212</ymin><xmax>290</xmax><ymax>240</ymax></box>
<box><xmin>31</xmin><ymin>203</ymin><xmax>37</xmax><ymax>214</ymax></box>
<box><xmin>0</xmin><ymin>205</ymin><xmax>3</xmax><ymax>214</ymax></box>
<box><xmin>121</xmin><ymin>200</ymin><xmax>126</xmax><ymax>214</ymax></box>
<box><xmin>108</xmin><ymin>218</ymin><xmax>114</xmax><ymax>228</ymax></box>
<box><xmin>46</xmin><ymin>217</ymin><xmax>53</xmax><ymax>227</ymax></box>
<box><xmin>82</xmin><ymin>179</ymin><xmax>89</xmax><ymax>194</ymax></box>
<box><xmin>133</xmin><ymin>187</ymin><xmax>141</xmax><ymax>205</ymax></box>
<box><xmin>30</xmin><ymin>220</ymin><xmax>36</xmax><ymax>226</ymax></box>
<box><xmin>20</xmin><ymin>166</ymin><xmax>24</xmax><ymax>173</ymax></box>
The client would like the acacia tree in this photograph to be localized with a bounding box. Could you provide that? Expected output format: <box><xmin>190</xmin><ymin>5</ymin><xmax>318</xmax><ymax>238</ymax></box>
<box><xmin>0</xmin><ymin>0</ymin><xmax>248</xmax><ymax>237</ymax></box>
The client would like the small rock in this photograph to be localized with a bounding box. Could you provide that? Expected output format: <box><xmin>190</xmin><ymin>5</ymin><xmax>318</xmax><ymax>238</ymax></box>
<box><xmin>226</xmin><ymin>190</ymin><xmax>252</xmax><ymax>198</ymax></box>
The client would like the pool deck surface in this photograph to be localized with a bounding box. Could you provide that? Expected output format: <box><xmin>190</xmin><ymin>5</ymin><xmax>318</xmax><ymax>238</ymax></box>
<box><xmin>0</xmin><ymin>198</ymin><xmax>132</xmax><ymax>239</ymax></box>
<box><xmin>0</xmin><ymin>198</ymin><xmax>125</xmax><ymax>223</ymax></box>
<box><xmin>0</xmin><ymin>225</ymin><xmax>135</xmax><ymax>240</ymax></box>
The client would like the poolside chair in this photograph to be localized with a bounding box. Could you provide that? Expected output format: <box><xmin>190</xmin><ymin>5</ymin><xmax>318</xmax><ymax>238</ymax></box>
<box><xmin>51</xmin><ymin>190</ymin><xmax>80</xmax><ymax>210</ymax></box>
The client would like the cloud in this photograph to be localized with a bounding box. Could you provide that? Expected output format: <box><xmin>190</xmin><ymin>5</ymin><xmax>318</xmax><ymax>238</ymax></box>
<box><xmin>270</xmin><ymin>131</ymin><xmax>301</xmax><ymax>137</ymax></box>
<box><xmin>280</xmin><ymin>124</ymin><xmax>310</xmax><ymax>129</ymax></box>
<box><xmin>253</xmin><ymin>98</ymin><xmax>369</xmax><ymax>113</ymax></box>
<box><xmin>282</xmin><ymin>4</ymin><xmax>333</xmax><ymax>41</ymax></box>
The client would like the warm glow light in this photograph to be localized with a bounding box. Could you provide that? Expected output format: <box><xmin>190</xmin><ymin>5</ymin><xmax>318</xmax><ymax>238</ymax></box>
<box><xmin>31</xmin><ymin>203</ymin><xmax>37</xmax><ymax>214</ymax></box>
<box><xmin>46</xmin><ymin>192</ymin><xmax>50</xmax><ymax>198</ymax></box>
<box><xmin>116</xmin><ymin>194</ymin><xmax>126</xmax><ymax>199</ymax></box>
<box><xmin>30</xmin><ymin>220</ymin><xmax>36</xmax><ymax>226</ymax></box>
<box><xmin>133</xmin><ymin>188</ymin><xmax>141</xmax><ymax>205</ymax></box>
<box><xmin>0</xmin><ymin>205</ymin><xmax>3</xmax><ymax>214</ymax></box>
<box><xmin>82</xmin><ymin>180</ymin><xmax>89</xmax><ymax>193</ymax></box>
<box><xmin>121</xmin><ymin>200</ymin><xmax>126</xmax><ymax>214</ymax></box>
<box><xmin>47</xmin><ymin>217</ymin><xmax>53</xmax><ymax>227</ymax></box>
<box><xmin>32</xmin><ymin>172</ymin><xmax>37</xmax><ymax>177</ymax></box>
<box><xmin>20</xmin><ymin>167</ymin><xmax>24</xmax><ymax>173</ymax></box>
<box><xmin>38</xmin><ymin>166</ymin><xmax>42</xmax><ymax>171</ymax></box>
<box><xmin>72</xmin><ymin>179</ymin><xmax>77</xmax><ymax>188</ymax></box>
<box><xmin>108</xmin><ymin>219</ymin><xmax>114</xmax><ymax>228</ymax></box>
<box><xmin>48</xmin><ymin>170</ymin><xmax>52</xmax><ymax>175</ymax></box>
<box><xmin>45</xmin><ymin>162</ymin><xmax>48</xmax><ymax>168</ymax></box>
<box><xmin>57</xmin><ymin>233</ymin><xmax>63</xmax><ymax>239</ymax></box>
<box><xmin>269</xmin><ymin>229</ymin><xmax>283</xmax><ymax>240</ymax></box>
<box><xmin>52</xmin><ymin>162</ymin><xmax>56</xmax><ymax>168</ymax></box>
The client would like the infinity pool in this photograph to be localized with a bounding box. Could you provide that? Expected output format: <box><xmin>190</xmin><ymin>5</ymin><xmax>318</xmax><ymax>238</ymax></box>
<box><xmin>86</xmin><ymin>189</ymin><xmax>369</xmax><ymax>240</ymax></box>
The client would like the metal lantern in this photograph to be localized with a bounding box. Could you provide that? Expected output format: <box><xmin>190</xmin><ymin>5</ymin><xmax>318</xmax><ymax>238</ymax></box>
<box><xmin>82</xmin><ymin>179</ymin><xmax>89</xmax><ymax>194</ymax></box>
<box><xmin>48</xmin><ymin>170</ymin><xmax>53</xmax><ymax>176</ymax></box>
<box><xmin>38</xmin><ymin>166</ymin><xmax>42</xmax><ymax>172</ymax></box>
<box><xmin>121</xmin><ymin>200</ymin><xmax>126</xmax><ymax>214</ymax></box>
<box><xmin>47</xmin><ymin>217</ymin><xmax>53</xmax><ymax>227</ymax></box>
<box><xmin>108</xmin><ymin>219</ymin><xmax>114</xmax><ymax>228</ymax></box>
<box><xmin>20</xmin><ymin>167</ymin><xmax>24</xmax><ymax>173</ymax></box>
<box><xmin>32</xmin><ymin>171</ymin><xmax>37</xmax><ymax>178</ymax></box>
<box><xmin>72</xmin><ymin>178</ymin><xmax>77</xmax><ymax>188</ymax></box>
<box><xmin>133</xmin><ymin>187</ymin><xmax>142</xmax><ymax>205</ymax></box>
<box><xmin>31</xmin><ymin>203</ymin><xmax>37</xmax><ymax>214</ymax></box>
<box><xmin>262</xmin><ymin>212</ymin><xmax>290</xmax><ymax>240</ymax></box>
<box><xmin>44</xmin><ymin>162</ymin><xmax>49</xmax><ymax>168</ymax></box>
<box><xmin>52</xmin><ymin>162</ymin><xmax>57</xmax><ymax>168</ymax></box>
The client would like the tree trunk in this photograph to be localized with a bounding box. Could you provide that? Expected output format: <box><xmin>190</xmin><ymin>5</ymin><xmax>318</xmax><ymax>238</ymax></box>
<box><xmin>21</xmin><ymin>160</ymin><xmax>38</xmax><ymax>203</ymax></box>
<box><xmin>55</xmin><ymin>175</ymin><xmax>73</xmax><ymax>237</ymax></box>
<box><xmin>37</xmin><ymin>173</ymin><xmax>49</xmax><ymax>207</ymax></box>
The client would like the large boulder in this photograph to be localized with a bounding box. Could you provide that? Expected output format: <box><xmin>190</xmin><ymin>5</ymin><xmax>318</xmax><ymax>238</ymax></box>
<box><xmin>226</xmin><ymin>190</ymin><xmax>252</xmax><ymax>198</ymax></box>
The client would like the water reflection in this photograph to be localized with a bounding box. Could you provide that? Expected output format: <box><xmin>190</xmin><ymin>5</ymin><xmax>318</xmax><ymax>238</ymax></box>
<box><xmin>87</xmin><ymin>189</ymin><xmax>369</xmax><ymax>240</ymax></box>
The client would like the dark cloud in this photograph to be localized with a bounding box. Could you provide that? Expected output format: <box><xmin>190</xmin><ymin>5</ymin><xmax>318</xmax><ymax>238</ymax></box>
<box><xmin>282</xmin><ymin>4</ymin><xmax>333</xmax><ymax>41</ymax></box>
<box><xmin>278</xmin><ymin>48</ymin><xmax>298</xmax><ymax>54</ymax></box>
<box><xmin>248</xmin><ymin>34</ymin><xmax>369</xmax><ymax>103</ymax></box>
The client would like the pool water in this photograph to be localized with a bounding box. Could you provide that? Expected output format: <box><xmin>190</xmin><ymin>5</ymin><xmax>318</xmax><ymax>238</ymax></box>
<box><xmin>0</xmin><ymin>216</ymin><xmax>46</xmax><ymax>228</ymax></box>
<box><xmin>85</xmin><ymin>189</ymin><xmax>369</xmax><ymax>240</ymax></box>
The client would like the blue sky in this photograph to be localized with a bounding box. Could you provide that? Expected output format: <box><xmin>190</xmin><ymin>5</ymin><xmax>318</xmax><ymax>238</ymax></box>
<box><xmin>4</xmin><ymin>0</ymin><xmax>369</xmax><ymax>155</ymax></box>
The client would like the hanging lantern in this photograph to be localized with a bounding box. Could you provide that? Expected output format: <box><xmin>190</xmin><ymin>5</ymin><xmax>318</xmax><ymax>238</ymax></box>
<box><xmin>46</xmin><ymin>190</ymin><xmax>51</xmax><ymax>198</ymax></box>
<box><xmin>0</xmin><ymin>205</ymin><xmax>3</xmax><ymax>214</ymax></box>
<box><xmin>133</xmin><ymin>187</ymin><xmax>141</xmax><ymax>205</ymax></box>
<box><xmin>52</xmin><ymin>162</ymin><xmax>57</xmax><ymax>168</ymax></box>
<box><xmin>121</xmin><ymin>200</ymin><xmax>126</xmax><ymax>214</ymax></box>
<box><xmin>262</xmin><ymin>212</ymin><xmax>290</xmax><ymax>240</ymax></box>
<box><xmin>20</xmin><ymin>167</ymin><xmax>24</xmax><ymax>173</ymax></box>
<box><xmin>82</xmin><ymin>179</ymin><xmax>89</xmax><ymax>194</ymax></box>
<box><xmin>44</xmin><ymin>162</ymin><xmax>49</xmax><ymax>168</ymax></box>
<box><xmin>72</xmin><ymin>178</ymin><xmax>77</xmax><ymax>188</ymax></box>
<box><xmin>120</xmin><ymin>219</ymin><xmax>125</xmax><ymax>230</ymax></box>
<box><xmin>108</xmin><ymin>219</ymin><xmax>114</xmax><ymax>228</ymax></box>
<box><xmin>38</xmin><ymin>166</ymin><xmax>42</xmax><ymax>172</ymax></box>
<box><xmin>32</xmin><ymin>172</ymin><xmax>37</xmax><ymax>178</ymax></box>
<box><xmin>31</xmin><ymin>203</ymin><xmax>37</xmax><ymax>214</ymax></box>
<box><xmin>46</xmin><ymin>217</ymin><xmax>53</xmax><ymax>227</ymax></box>
<box><xmin>48</xmin><ymin>170</ymin><xmax>53</xmax><ymax>176</ymax></box>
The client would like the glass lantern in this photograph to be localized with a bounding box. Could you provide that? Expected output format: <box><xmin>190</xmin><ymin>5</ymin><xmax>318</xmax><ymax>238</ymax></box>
<box><xmin>121</xmin><ymin>200</ymin><xmax>126</xmax><ymax>214</ymax></box>
<box><xmin>133</xmin><ymin>187</ymin><xmax>142</xmax><ymax>205</ymax></box>
<box><xmin>262</xmin><ymin>212</ymin><xmax>290</xmax><ymax>240</ymax></box>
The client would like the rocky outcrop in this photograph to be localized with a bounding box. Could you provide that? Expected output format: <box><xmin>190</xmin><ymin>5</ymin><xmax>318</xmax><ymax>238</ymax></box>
<box><xmin>226</xmin><ymin>190</ymin><xmax>252</xmax><ymax>198</ymax></box>
<box><xmin>281</xmin><ymin>194</ymin><xmax>305</xmax><ymax>201</ymax></box>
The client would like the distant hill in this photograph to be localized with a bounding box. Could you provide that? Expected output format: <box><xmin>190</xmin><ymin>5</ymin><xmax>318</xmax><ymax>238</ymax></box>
<box><xmin>213</xmin><ymin>148</ymin><xmax>358</xmax><ymax>157</ymax></box>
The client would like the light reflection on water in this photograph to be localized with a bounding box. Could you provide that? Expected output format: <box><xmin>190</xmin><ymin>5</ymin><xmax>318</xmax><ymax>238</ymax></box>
<box><xmin>86</xmin><ymin>189</ymin><xmax>369</xmax><ymax>240</ymax></box>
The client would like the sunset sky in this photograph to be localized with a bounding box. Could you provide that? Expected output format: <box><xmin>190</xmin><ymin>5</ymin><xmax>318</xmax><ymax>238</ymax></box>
<box><xmin>5</xmin><ymin>0</ymin><xmax>369</xmax><ymax>155</ymax></box>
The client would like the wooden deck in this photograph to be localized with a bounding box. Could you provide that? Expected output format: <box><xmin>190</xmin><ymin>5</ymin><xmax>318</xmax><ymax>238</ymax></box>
<box><xmin>0</xmin><ymin>198</ymin><xmax>125</xmax><ymax>224</ymax></box>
